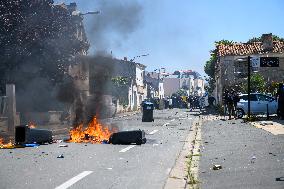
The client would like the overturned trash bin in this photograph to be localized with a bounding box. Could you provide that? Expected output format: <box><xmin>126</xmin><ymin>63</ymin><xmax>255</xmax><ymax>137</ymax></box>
<box><xmin>142</xmin><ymin>102</ymin><xmax>154</xmax><ymax>122</ymax></box>
<box><xmin>109</xmin><ymin>130</ymin><xmax>146</xmax><ymax>145</ymax></box>
<box><xmin>15</xmin><ymin>125</ymin><xmax>53</xmax><ymax>144</ymax></box>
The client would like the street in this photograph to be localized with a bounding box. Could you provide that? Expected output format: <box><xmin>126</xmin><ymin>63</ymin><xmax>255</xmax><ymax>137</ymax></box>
<box><xmin>0</xmin><ymin>109</ymin><xmax>194</xmax><ymax>189</ymax></box>
<box><xmin>199</xmin><ymin>115</ymin><xmax>284</xmax><ymax>189</ymax></box>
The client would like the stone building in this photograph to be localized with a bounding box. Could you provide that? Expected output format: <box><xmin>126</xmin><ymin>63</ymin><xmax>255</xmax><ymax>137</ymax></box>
<box><xmin>75</xmin><ymin>56</ymin><xmax>147</xmax><ymax>118</ymax></box>
<box><xmin>214</xmin><ymin>34</ymin><xmax>284</xmax><ymax>104</ymax></box>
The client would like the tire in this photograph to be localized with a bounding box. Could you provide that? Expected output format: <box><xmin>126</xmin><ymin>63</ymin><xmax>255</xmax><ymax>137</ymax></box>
<box><xmin>236</xmin><ymin>108</ymin><xmax>245</xmax><ymax>119</ymax></box>
<box><xmin>277</xmin><ymin>109</ymin><xmax>281</xmax><ymax>119</ymax></box>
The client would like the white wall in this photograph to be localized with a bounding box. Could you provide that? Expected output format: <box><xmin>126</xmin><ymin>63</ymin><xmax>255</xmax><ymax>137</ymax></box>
<box><xmin>194</xmin><ymin>78</ymin><xmax>205</xmax><ymax>96</ymax></box>
<box><xmin>159</xmin><ymin>82</ymin><xmax>164</xmax><ymax>98</ymax></box>
<box><xmin>136</xmin><ymin>66</ymin><xmax>144</xmax><ymax>87</ymax></box>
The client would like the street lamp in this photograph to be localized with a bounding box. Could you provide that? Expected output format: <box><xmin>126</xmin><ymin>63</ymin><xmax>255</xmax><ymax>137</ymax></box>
<box><xmin>79</xmin><ymin>11</ymin><xmax>101</xmax><ymax>16</ymax></box>
<box><xmin>236</xmin><ymin>57</ymin><xmax>251</xmax><ymax>118</ymax></box>
<box><xmin>130</xmin><ymin>53</ymin><xmax>149</xmax><ymax>62</ymax></box>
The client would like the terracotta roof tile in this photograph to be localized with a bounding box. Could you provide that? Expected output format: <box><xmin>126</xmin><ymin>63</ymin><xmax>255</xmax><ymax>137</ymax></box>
<box><xmin>217</xmin><ymin>41</ymin><xmax>284</xmax><ymax>56</ymax></box>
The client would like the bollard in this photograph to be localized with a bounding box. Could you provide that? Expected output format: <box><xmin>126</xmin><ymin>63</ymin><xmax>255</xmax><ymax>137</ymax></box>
<box><xmin>266</xmin><ymin>104</ymin><xmax>270</xmax><ymax>120</ymax></box>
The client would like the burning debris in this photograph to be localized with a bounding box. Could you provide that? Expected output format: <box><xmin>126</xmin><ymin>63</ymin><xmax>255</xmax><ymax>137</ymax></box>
<box><xmin>28</xmin><ymin>122</ymin><xmax>36</xmax><ymax>129</ymax></box>
<box><xmin>0</xmin><ymin>138</ymin><xmax>14</xmax><ymax>149</ymax></box>
<box><xmin>68</xmin><ymin>116</ymin><xmax>116</xmax><ymax>144</ymax></box>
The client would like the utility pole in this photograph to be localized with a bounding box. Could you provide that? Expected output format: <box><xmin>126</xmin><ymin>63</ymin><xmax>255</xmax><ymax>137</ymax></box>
<box><xmin>247</xmin><ymin>56</ymin><xmax>251</xmax><ymax>118</ymax></box>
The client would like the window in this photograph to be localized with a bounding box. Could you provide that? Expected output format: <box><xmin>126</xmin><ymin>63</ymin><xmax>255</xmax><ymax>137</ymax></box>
<box><xmin>257</xmin><ymin>94</ymin><xmax>267</xmax><ymax>101</ymax></box>
<box><xmin>240</xmin><ymin>94</ymin><xmax>257</xmax><ymax>101</ymax></box>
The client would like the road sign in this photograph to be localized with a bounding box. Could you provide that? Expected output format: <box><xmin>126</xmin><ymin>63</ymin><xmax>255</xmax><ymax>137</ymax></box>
<box><xmin>260</xmin><ymin>57</ymin><xmax>279</xmax><ymax>67</ymax></box>
<box><xmin>251</xmin><ymin>57</ymin><xmax>260</xmax><ymax>68</ymax></box>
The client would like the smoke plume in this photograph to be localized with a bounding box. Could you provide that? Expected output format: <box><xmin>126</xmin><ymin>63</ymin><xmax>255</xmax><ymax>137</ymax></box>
<box><xmin>88</xmin><ymin>0</ymin><xmax>143</xmax><ymax>54</ymax></box>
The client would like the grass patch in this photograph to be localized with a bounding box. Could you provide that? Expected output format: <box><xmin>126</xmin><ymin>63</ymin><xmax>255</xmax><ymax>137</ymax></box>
<box><xmin>186</xmin><ymin>153</ymin><xmax>201</xmax><ymax>188</ymax></box>
<box><xmin>243</xmin><ymin>114</ymin><xmax>260</xmax><ymax>122</ymax></box>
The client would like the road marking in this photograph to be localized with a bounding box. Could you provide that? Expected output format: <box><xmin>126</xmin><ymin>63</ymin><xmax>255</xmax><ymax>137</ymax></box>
<box><xmin>119</xmin><ymin>145</ymin><xmax>136</xmax><ymax>153</ymax></box>
<box><xmin>55</xmin><ymin>171</ymin><xmax>93</xmax><ymax>189</ymax></box>
<box><xmin>149</xmin><ymin>129</ymin><xmax>158</xmax><ymax>135</ymax></box>
<box><xmin>163</xmin><ymin>122</ymin><xmax>170</xmax><ymax>126</ymax></box>
<box><xmin>170</xmin><ymin>119</ymin><xmax>175</xmax><ymax>122</ymax></box>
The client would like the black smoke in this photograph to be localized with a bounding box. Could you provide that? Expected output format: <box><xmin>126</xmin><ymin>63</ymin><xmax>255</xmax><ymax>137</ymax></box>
<box><xmin>87</xmin><ymin>0</ymin><xmax>143</xmax><ymax>54</ymax></box>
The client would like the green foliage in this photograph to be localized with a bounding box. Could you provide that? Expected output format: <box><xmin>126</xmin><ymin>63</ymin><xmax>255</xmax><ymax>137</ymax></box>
<box><xmin>266</xmin><ymin>81</ymin><xmax>283</xmax><ymax>95</ymax></box>
<box><xmin>111</xmin><ymin>76</ymin><xmax>129</xmax><ymax>87</ymax></box>
<box><xmin>247</xmin><ymin>35</ymin><xmax>284</xmax><ymax>43</ymax></box>
<box><xmin>240</xmin><ymin>73</ymin><xmax>266</xmax><ymax>93</ymax></box>
<box><xmin>111</xmin><ymin>76</ymin><xmax>129</xmax><ymax>106</ymax></box>
<box><xmin>0</xmin><ymin>1</ymin><xmax>89</xmax><ymax>94</ymax></box>
<box><xmin>204</xmin><ymin>40</ymin><xmax>234</xmax><ymax>95</ymax></box>
<box><xmin>214</xmin><ymin>40</ymin><xmax>234</xmax><ymax>46</ymax></box>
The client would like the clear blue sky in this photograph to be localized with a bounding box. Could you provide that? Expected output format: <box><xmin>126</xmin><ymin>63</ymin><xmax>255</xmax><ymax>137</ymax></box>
<box><xmin>55</xmin><ymin>0</ymin><xmax>284</xmax><ymax>76</ymax></box>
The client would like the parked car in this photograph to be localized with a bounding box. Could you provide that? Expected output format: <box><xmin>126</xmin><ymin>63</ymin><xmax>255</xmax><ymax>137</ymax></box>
<box><xmin>236</xmin><ymin>93</ymin><xmax>279</xmax><ymax>118</ymax></box>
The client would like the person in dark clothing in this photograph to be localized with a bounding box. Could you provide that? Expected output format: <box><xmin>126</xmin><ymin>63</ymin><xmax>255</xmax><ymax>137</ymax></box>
<box><xmin>208</xmin><ymin>96</ymin><xmax>216</xmax><ymax>107</ymax></box>
<box><xmin>223</xmin><ymin>89</ymin><xmax>229</xmax><ymax>118</ymax></box>
<box><xmin>232</xmin><ymin>90</ymin><xmax>240</xmax><ymax>118</ymax></box>
<box><xmin>276</xmin><ymin>83</ymin><xmax>284</xmax><ymax>119</ymax></box>
<box><xmin>226</xmin><ymin>91</ymin><xmax>234</xmax><ymax>120</ymax></box>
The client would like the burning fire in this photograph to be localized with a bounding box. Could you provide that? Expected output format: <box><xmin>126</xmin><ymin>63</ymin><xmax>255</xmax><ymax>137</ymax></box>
<box><xmin>28</xmin><ymin>122</ymin><xmax>36</xmax><ymax>128</ymax></box>
<box><xmin>0</xmin><ymin>138</ymin><xmax>14</xmax><ymax>149</ymax></box>
<box><xmin>69</xmin><ymin>116</ymin><xmax>116</xmax><ymax>144</ymax></box>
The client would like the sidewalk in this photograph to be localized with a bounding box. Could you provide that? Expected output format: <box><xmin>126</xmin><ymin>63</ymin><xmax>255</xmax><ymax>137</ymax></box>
<box><xmin>199</xmin><ymin>118</ymin><xmax>284</xmax><ymax>189</ymax></box>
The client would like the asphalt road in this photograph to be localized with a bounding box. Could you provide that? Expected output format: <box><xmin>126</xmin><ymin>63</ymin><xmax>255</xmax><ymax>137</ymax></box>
<box><xmin>199</xmin><ymin>117</ymin><xmax>284</xmax><ymax>189</ymax></box>
<box><xmin>0</xmin><ymin>108</ymin><xmax>194</xmax><ymax>189</ymax></box>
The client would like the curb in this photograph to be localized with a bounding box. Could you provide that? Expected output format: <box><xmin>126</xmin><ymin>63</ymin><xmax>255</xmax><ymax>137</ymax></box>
<box><xmin>164</xmin><ymin>116</ymin><xmax>202</xmax><ymax>189</ymax></box>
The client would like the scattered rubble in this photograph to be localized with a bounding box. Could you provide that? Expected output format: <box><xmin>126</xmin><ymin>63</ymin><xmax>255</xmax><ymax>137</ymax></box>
<box><xmin>212</xmin><ymin>164</ymin><xmax>222</xmax><ymax>170</ymax></box>
<box><xmin>57</xmin><ymin>154</ymin><xmax>64</xmax><ymax>158</ymax></box>
<box><xmin>59</xmin><ymin>144</ymin><xmax>68</xmax><ymax>147</ymax></box>
<box><xmin>250</xmin><ymin>155</ymin><xmax>257</xmax><ymax>163</ymax></box>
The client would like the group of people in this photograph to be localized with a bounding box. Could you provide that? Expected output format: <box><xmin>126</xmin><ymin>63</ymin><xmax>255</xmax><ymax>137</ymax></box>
<box><xmin>223</xmin><ymin>89</ymin><xmax>240</xmax><ymax>120</ymax></box>
<box><xmin>143</xmin><ymin>95</ymin><xmax>205</xmax><ymax>110</ymax></box>
<box><xmin>167</xmin><ymin>95</ymin><xmax>205</xmax><ymax>110</ymax></box>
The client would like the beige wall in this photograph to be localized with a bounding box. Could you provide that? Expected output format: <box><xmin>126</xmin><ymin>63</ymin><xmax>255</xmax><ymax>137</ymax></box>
<box><xmin>215</xmin><ymin>53</ymin><xmax>284</xmax><ymax>104</ymax></box>
<box><xmin>163</xmin><ymin>78</ymin><xmax>180</xmax><ymax>96</ymax></box>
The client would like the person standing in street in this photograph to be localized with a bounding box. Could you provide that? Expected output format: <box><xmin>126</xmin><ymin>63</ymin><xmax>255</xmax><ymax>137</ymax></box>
<box><xmin>232</xmin><ymin>90</ymin><xmax>240</xmax><ymax>118</ymax></box>
<box><xmin>226</xmin><ymin>91</ymin><xmax>234</xmax><ymax>120</ymax></box>
<box><xmin>169</xmin><ymin>98</ymin><xmax>173</xmax><ymax>109</ymax></box>
<box><xmin>223</xmin><ymin>89</ymin><xmax>229</xmax><ymax>118</ymax></box>
<box><xmin>276</xmin><ymin>83</ymin><xmax>284</xmax><ymax>119</ymax></box>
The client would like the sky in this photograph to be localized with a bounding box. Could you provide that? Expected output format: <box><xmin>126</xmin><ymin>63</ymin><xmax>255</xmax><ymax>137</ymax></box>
<box><xmin>55</xmin><ymin>0</ymin><xmax>284</xmax><ymax>76</ymax></box>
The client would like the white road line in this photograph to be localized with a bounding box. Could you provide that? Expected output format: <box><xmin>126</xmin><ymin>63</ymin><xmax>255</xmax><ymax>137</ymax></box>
<box><xmin>149</xmin><ymin>129</ymin><xmax>158</xmax><ymax>135</ymax></box>
<box><xmin>55</xmin><ymin>171</ymin><xmax>93</xmax><ymax>189</ymax></box>
<box><xmin>119</xmin><ymin>145</ymin><xmax>136</xmax><ymax>153</ymax></box>
<box><xmin>170</xmin><ymin>119</ymin><xmax>175</xmax><ymax>122</ymax></box>
<box><xmin>163</xmin><ymin>122</ymin><xmax>170</xmax><ymax>126</ymax></box>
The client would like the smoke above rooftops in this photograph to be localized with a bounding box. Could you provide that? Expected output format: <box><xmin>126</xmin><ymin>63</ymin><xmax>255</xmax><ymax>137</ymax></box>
<box><xmin>87</xmin><ymin>0</ymin><xmax>143</xmax><ymax>55</ymax></box>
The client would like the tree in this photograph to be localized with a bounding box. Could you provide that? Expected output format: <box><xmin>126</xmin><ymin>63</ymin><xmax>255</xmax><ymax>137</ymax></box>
<box><xmin>247</xmin><ymin>35</ymin><xmax>284</xmax><ymax>43</ymax></box>
<box><xmin>204</xmin><ymin>40</ymin><xmax>234</xmax><ymax>95</ymax></box>
<box><xmin>240</xmin><ymin>73</ymin><xmax>266</xmax><ymax>93</ymax></box>
<box><xmin>0</xmin><ymin>0</ymin><xmax>89</xmax><ymax>95</ymax></box>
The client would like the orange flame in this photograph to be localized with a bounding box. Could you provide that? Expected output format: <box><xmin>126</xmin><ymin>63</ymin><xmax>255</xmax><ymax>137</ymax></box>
<box><xmin>69</xmin><ymin>116</ymin><xmax>116</xmax><ymax>144</ymax></box>
<box><xmin>28</xmin><ymin>122</ymin><xmax>36</xmax><ymax>129</ymax></box>
<box><xmin>0</xmin><ymin>138</ymin><xmax>14</xmax><ymax>149</ymax></box>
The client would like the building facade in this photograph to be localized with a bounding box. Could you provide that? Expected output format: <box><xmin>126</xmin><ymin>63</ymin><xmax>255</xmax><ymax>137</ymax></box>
<box><xmin>214</xmin><ymin>34</ymin><xmax>284</xmax><ymax>104</ymax></box>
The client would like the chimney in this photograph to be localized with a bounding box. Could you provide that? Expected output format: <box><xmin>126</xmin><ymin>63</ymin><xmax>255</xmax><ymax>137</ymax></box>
<box><xmin>262</xmin><ymin>33</ymin><xmax>273</xmax><ymax>52</ymax></box>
